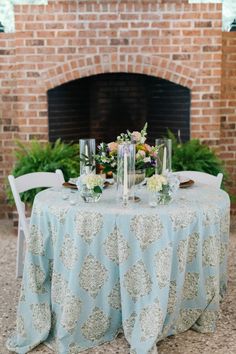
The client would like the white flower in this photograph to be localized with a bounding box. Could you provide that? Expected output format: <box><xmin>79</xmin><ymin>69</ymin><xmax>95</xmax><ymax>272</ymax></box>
<box><xmin>140</xmin><ymin>137</ymin><xmax>146</xmax><ymax>144</ymax></box>
<box><xmin>82</xmin><ymin>174</ymin><xmax>103</xmax><ymax>190</ymax></box>
<box><xmin>143</xmin><ymin>157</ymin><xmax>151</xmax><ymax>163</ymax></box>
<box><xmin>147</xmin><ymin>174</ymin><xmax>168</xmax><ymax>192</ymax></box>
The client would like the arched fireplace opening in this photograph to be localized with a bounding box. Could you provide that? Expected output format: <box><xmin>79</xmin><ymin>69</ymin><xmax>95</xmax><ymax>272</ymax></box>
<box><xmin>47</xmin><ymin>73</ymin><xmax>190</xmax><ymax>144</ymax></box>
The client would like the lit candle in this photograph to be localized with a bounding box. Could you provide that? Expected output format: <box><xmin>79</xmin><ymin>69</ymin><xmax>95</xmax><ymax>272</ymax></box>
<box><xmin>85</xmin><ymin>144</ymin><xmax>90</xmax><ymax>174</ymax></box>
<box><xmin>123</xmin><ymin>151</ymin><xmax>128</xmax><ymax>197</ymax></box>
<box><xmin>162</xmin><ymin>146</ymin><xmax>167</xmax><ymax>174</ymax></box>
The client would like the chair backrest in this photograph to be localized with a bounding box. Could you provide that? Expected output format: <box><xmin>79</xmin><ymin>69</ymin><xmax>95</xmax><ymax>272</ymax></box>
<box><xmin>174</xmin><ymin>171</ymin><xmax>223</xmax><ymax>188</ymax></box>
<box><xmin>8</xmin><ymin>169</ymin><xmax>65</xmax><ymax>239</ymax></box>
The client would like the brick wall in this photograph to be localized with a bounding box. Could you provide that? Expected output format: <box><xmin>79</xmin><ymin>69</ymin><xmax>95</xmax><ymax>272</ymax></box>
<box><xmin>221</xmin><ymin>32</ymin><xmax>236</xmax><ymax>216</ymax></box>
<box><xmin>0</xmin><ymin>33</ymin><xmax>16</xmax><ymax>218</ymax></box>
<box><xmin>0</xmin><ymin>0</ymin><xmax>230</xmax><ymax>217</ymax></box>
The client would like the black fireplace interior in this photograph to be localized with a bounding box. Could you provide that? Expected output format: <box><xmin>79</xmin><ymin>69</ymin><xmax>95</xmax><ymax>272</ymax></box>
<box><xmin>47</xmin><ymin>73</ymin><xmax>190</xmax><ymax>144</ymax></box>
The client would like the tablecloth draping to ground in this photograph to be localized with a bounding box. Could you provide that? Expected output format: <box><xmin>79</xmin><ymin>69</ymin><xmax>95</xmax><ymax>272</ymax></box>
<box><xmin>7</xmin><ymin>183</ymin><xmax>230</xmax><ymax>354</ymax></box>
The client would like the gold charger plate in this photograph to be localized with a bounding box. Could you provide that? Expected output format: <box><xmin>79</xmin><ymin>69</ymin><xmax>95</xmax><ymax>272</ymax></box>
<box><xmin>179</xmin><ymin>179</ymin><xmax>194</xmax><ymax>188</ymax></box>
<box><xmin>62</xmin><ymin>182</ymin><xmax>77</xmax><ymax>190</ymax></box>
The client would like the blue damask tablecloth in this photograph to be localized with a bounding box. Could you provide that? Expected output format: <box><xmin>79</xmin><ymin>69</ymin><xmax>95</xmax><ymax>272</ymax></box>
<box><xmin>7</xmin><ymin>183</ymin><xmax>230</xmax><ymax>354</ymax></box>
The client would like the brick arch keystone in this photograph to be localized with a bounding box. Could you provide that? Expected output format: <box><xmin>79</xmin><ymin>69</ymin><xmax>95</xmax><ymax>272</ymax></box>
<box><xmin>42</xmin><ymin>54</ymin><xmax>197</xmax><ymax>91</ymax></box>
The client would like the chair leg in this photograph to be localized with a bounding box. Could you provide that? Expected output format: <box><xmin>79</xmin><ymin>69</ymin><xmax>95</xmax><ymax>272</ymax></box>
<box><xmin>16</xmin><ymin>227</ymin><xmax>25</xmax><ymax>278</ymax></box>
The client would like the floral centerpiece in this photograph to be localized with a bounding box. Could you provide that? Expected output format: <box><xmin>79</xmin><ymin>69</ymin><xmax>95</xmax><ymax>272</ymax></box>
<box><xmin>95</xmin><ymin>123</ymin><xmax>157</xmax><ymax>177</ymax></box>
<box><xmin>147</xmin><ymin>173</ymin><xmax>179</xmax><ymax>205</ymax></box>
<box><xmin>77</xmin><ymin>173</ymin><xmax>103</xmax><ymax>203</ymax></box>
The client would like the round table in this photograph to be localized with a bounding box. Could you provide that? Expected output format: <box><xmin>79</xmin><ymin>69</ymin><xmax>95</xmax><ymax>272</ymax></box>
<box><xmin>7</xmin><ymin>183</ymin><xmax>230</xmax><ymax>354</ymax></box>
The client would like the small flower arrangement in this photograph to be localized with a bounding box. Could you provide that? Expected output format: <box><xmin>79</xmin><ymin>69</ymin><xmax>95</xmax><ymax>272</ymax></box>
<box><xmin>147</xmin><ymin>173</ymin><xmax>179</xmax><ymax>205</ymax></box>
<box><xmin>81</xmin><ymin>173</ymin><xmax>103</xmax><ymax>194</ymax></box>
<box><xmin>95</xmin><ymin>123</ymin><xmax>158</xmax><ymax>176</ymax></box>
<box><xmin>147</xmin><ymin>174</ymin><xmax>168</xmax><ymax>193</ymax></box>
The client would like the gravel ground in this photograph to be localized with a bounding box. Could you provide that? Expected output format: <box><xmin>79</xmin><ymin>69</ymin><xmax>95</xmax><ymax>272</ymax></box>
<box><xmin>0</xmin><ymin>219</ymin><xmax>235</xmax><ymax>354</ymax></box>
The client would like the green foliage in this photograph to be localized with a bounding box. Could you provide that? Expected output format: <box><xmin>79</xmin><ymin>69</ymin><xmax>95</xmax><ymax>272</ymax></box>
<box><xmin>7</xmin><ymin>139</ymin><xmax>80</xmax><ymax>205</ymax></box>
<box><xmin>167</xmin><ymin>130</ymin><xmax>227</xmax><ymax>179</ymax></box>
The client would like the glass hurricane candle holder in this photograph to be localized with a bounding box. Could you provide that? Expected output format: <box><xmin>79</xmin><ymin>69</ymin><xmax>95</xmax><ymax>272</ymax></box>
<box><xmin>116</xmin><ymin>143</ymin><xmax>135</xmax><ymax>206</ymax></box>
<box><xmin>155</xmin><ymin>138</ymin><xmax>172</xmax><ymax>175</ymax></box>
<box><xmin>79</xmin><ymin>139</ymin><xmax>96</xmax><ymax>176</ymax></box>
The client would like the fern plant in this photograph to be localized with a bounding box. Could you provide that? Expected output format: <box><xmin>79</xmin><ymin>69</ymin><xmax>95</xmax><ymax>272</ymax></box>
<box><xmin>167</xmin><ymin>130</ymin><xmax>227</xmax><ymax>181</ymax></box>
<box><xmin>7</xmin><ymin>139</ymin><xmax>80</xmax><ymax>205</ymax></box>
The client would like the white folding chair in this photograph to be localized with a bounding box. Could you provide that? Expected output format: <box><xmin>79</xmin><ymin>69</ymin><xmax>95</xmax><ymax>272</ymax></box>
<box><xmin>174</xmin><ymin>171</ymin><xmax>223</xmax><ymax>189</ymax></box>
<box><xmin>8</xmin><ymin>169</ymin><xmax>65</xmax><ymax>277</ymax></box>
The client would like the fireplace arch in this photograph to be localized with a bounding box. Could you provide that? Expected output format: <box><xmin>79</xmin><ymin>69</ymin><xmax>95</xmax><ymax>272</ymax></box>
<box><xmin>47</xmin><ymin>72</ymin><xmax>190</xmax><ymax>144</ymax></box>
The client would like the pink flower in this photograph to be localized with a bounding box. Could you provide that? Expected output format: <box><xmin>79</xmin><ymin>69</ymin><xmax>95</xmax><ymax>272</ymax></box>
<box><xmin>108</xmin><ymin>142</ymin><xmax>118</xmax><ymax>152</ymax></box>
<box><xmin>136</xmin><ymin>150</ymin><xmax>146</xmax><ymax>158</ymax></box>
<box><xmin>150</xmin><ymin>150</ymin><xmax>157</xmax><ymax>158</ymax></box>
<box><xmin>131</xmin><ymin>131</ymin><xmax>142</xmax><ymax>143</ymax></box>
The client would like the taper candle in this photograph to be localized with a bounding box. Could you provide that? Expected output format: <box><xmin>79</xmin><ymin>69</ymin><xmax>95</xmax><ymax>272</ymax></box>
<box><xmin>85</xmin><ymin>144</ymin><xmax>90</xmax><ymax>175</ymax></box>
<box><xmin>162</xmin><ymin>146</ymin><xmax>167</xmax><ymax>174</ymax></box>
<box><xmin>123</xmin><ymin>151</ymin><xmax>128</xmax><ymax>197</ymax></box>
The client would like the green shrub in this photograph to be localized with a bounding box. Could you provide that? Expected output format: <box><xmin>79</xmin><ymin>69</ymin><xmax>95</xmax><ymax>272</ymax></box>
<box><xmin>7</xmin><ymin>139</ymin><xmax>80</xmax><ymax>205</ymax></box>
<box><xmin>167</xmin><ymin>130</ymin><xmax>227</xmax><ymax>182</ymax></box>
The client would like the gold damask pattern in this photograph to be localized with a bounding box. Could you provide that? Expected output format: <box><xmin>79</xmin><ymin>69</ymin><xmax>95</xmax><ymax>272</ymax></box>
<box><xmin>48</xmin><ymin>221</ymin><xmax>57</xmax><ymax>246</ymax></box>
<box><xmin>28</xmin><ymin>264</ymin><xmax>47</xmax><ymax>294</ymax></box>
<box><xmin>31</xmin><ymin>303</ymin><xmax>51</xmax><ymax>333</ymax></box>
<box><xmin>183</xmin><ymin>272</ymin><xmax>199</xmax><ymax>300</ymax></box>
<box><xmin>74</xmin><ymin>211</ymin><xmax>103</xmax><ymax>244</ymax></box>
<box><xmin>220</xmin><ymin>211</ymin><xmax>230</xmax><ymax>235</ymax></box>
<box><xmin>32</xmin><ymin>203</ymin><xmax>43</xmax><ymax>217</ymax></box>
<box><xmin>61</xmin><ymin>293</ymin><xmax>82</xmax><ymax>333</ymax></box>
<box><xmin>48</xmin><ymin>205</ymin><xmax>70</xmax><ymax>224</ymax></box>
<box><xmin>51</xmin><ymin>272</ymin><xmax>68</xmax><ymax>305</ymax></box>
<box><xmin>202</xmin><ymin>208</ymin><xmax>221</xmax><ymax>227</ymax></box>
<box><xmin>167</xmin><ymin>280</ymin><xmax>177</xmax><ymax>314</ymax></box>
<box><xmin>79</xmin><ymin>255</ymin><xmax>108</xmax><ymax>298</ymax></box>
<box><xmin>59</xmin><ymin>234</ymin><xmax>79</xmax><ymax>269</ymax></box>
<box><xmin>108</xmin><ymin>282</ymin><xmax>121</xmax><ymax>310</ymax></box>
<box><xmin>187</xmin><ymin>232</ymin><xmax>199</xmax><ymax>263</ymax></box>
<box><xmin>103</xmin><ymin>226</ymin><xmax>130</xmax><ymax>264</ymax></box>
<box><xmin>140</xmin><ymin>299</ymin><xmax>163</xmax><ymax>341</ymax></box>
<box><xmin>68</xmin><ymin>343</ymin><xmax>85</xmax><ymax>354</ymax></box>
<box><xmin>28</xmin><ymin>224</ymin><xmax>44</xmax><ymax>256</ymax></box>
<box><xmin>81</xmin><ymin>307</ymin><xmax>111</xmax><ymax>341</ymax></box>
<box><xmin>203</xmin><ymin>236</ymin><xmax>220</xmax><ymax>267</ymax></box>
<box><xmin>194</xmin><ymin>310</ymin><xmax>218</xmax><ymax>333</ymax></box>
<box><xmin>123</xmin><ymin>260</ymin><xmax>152</xmax><ymax>301</ymax></box>
<box><xmin>220</xmin><ymin>242</ymin><xmax>228</xmax><ymax>264</ymax></box>
<box><xmin>170</xmin><ymin>209</ymin><xmax>197</xmax><ymax>231</ymax></box>
<box><xmin>130</xmin><ymin>215</ymin><xmax>163</xmax><ymax>250</ymax></box>
<box><xmin>205</xmin><ymin>275</ymin><xmax>219</xmax><ymax>303</ymax></box>
<box><xmin>123</xmin><ymin>312</ymin><xmax>137</xmax><ymax>342</ymax></box>
<box><xmin>177</xmin><ymin>239</ymin><xmax>188</xmax><ymax>273</ymax></box>
<box><xmin>154</xmin><ymin>245</ymin><xmax>172</xmax><ymax>288</ymax></box>
<box><xmin>176</xmin><ymin>309</ymin><xmax>202</xmax><ymax>333</ymax></box>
